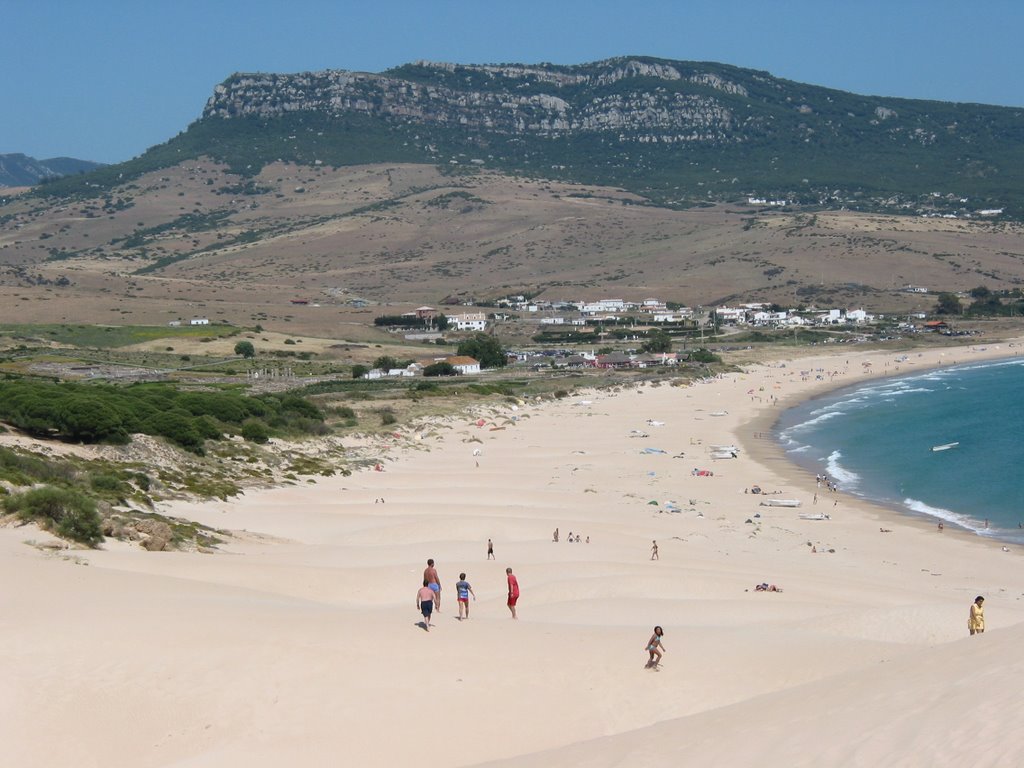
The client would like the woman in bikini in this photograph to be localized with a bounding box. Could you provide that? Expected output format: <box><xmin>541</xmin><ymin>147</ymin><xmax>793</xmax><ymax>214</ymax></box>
<box><xmin>645</xmin><ymin>626</ymin><xmax>666</xmax><ymax>668</ymax></box>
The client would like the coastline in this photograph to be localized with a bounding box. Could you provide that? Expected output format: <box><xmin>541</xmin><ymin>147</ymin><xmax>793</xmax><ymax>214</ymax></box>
<box><xmin>4</xmin><ymin>340</ymin><xmax>1024</xmax><ymax>767</ymax></box>
<box><xmin>737</xmin><ymin>340</ymin><xmax>1024</xmax><ymax>548</ymax></box>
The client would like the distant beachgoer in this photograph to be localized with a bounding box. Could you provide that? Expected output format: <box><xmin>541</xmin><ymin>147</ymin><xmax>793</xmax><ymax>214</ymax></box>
<box><xmin>417</xmin><ymin>580</ymin><xmax>435</xmax><ymax>631</ymax></box>
<box><xmin>553</xmin><ymin>528</ymin><xmax>559</xmax><ymax>542</ymax></box>
<box><xmin>938</xmin><ymin>522</ymin><xmax>944</xmax><ymax>532</ymax></box>
<box><xmin>487</xmin><ymin>539</ymin><xmax>495</xmax><ymax>560</ymax></box>
<box><xmin>506</xmin><ymin>567</ymin><xmax>519</xmax><ymax>619</ymax></box>
<box><xmin>455</xmin><ymin>572</ymin><xmax>476</xmax><ymax>620</ymax></box>
<box><xmin>651</xmin><ymin>540</ymin><xmax>659</xmax><ymax>560</ymax></box>
<box><xmin>586</xmin><ymin>536</ymin><xmax>590</xmax><ymax>544</ymax></box>
<box><xmin>969</xmin><ymin>596</ymin><xmax>985</xmax><ymax>635</ymax></box>
<box><xmin>424</xmin><ymin>558</ymin><xmax>441</xmax><ymax>611</ymax></box>
<box><xmin>645</xmin><ymin>626</ymin><xmax>666</xmax><ymax>668</ymax></box>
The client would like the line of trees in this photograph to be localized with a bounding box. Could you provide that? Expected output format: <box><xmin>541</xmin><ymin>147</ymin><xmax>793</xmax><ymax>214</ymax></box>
<box><xmin>0</xmin><ymin>380</ymin><xmax>325</xmax><ymax>454</ymax></box>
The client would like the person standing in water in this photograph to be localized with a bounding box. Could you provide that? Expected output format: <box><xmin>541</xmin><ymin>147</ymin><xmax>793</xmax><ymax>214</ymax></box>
<box><xmin>645</xmin><ymin>626</ymin><xmax>666</xmax><ymax>668</ymax></box>
<box><xmin>969</xmin><ymin>596</ymin><xmax>985</xmax><ymax>636</ymax></box>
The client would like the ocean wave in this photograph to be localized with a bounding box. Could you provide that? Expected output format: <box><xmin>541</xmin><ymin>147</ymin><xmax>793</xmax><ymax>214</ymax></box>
<box><xmin>824</xmin><ymin>451</ymin><xmax>859</xmax><ymax>488</ymax></box>
<box><xmin>783</xmin><ymin>409</ymin><xmax>846</xmax><ymax>433</ymax></box>
<box><xmin>902</xmin><ymin>498</ymin><xmax>982</xmax><ymax>531</ymax></box>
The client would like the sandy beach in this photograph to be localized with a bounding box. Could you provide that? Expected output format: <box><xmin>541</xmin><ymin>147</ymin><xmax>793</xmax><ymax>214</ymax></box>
<box><xmin>4</xmin><ymin>342</ymin><xmax>1024</xmax><ymax>767</ymax></box>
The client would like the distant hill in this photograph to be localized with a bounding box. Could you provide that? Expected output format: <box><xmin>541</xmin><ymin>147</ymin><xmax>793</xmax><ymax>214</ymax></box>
<box><xmin>32</xmin><ymin>56</ymin><xmax>1024</xmax><ymax>218</ymax></box>
<box><xmin>0</xmin><ymin>153</ymin><xmax>104</xmax><ymax>187</ymax></box>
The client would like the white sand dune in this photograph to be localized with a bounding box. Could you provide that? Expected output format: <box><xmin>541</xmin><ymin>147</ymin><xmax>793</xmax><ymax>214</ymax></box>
<box><xmin>3</xmin><ymin>343</ymin><xmax>1023</xmax><ymax>767</ymax></box>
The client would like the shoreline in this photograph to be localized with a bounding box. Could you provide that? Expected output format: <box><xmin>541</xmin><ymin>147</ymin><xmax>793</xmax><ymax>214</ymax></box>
<box><xmin>737</xmin><ymin>341</ymin><xmax>1024</xmax><ymax>550</ymax></box>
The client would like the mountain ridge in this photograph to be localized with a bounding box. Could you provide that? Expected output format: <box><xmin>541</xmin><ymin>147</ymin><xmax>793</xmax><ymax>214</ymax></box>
<box><xmin>33</xmin><ymin>56</ymin><xmax>1024</xmax><ymax>219</ymax></box>
<box><xmin>0</xmin><ymin>153</ymin><xmax>104</xmax><ymax>187</ymax></box>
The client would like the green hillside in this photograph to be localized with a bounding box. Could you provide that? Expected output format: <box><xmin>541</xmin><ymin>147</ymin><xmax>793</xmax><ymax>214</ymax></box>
<box><xmin>29</xmin><ymin>56</ymin><xmax>1024</xmax><ymax>218</ymax></box>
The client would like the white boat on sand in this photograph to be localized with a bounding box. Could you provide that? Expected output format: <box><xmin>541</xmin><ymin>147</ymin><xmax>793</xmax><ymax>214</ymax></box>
<box><xmin>759</xmin><ymin>499</ymin><xmax>802</xmax><ymax>508</ymax></box>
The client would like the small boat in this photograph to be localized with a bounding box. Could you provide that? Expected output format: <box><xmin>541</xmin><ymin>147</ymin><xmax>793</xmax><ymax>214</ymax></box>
<box><xmin>759</xmin><ymin>499</ymin><xmax>802</xmax><ymax>508</ymax></box>
<box><xmin>710</xmin><ymin>450</ymin><xmax>738</xmax><ymax>460</ymax></box>
<box><xmin>799</xmin><ymin>513</ymin><xmax>831</xmax><ymax>520</ymax></box>
<box><xmin>710</xmin><ymin>445</ymin><xmax>739</xmax><ymax>453</ymax></box>
<box><xmin>931</xmin><ymin>442</ymin><xmax>960</xmax><ymax>452</ymax></box>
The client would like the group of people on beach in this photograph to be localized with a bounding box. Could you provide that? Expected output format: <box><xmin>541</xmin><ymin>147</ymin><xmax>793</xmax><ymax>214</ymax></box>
<box><xmin>552</xmin><ymin>528</ymin><xmax>589</xmax><ymax>544</ymax></box>
<box><xmin>416</xmin><ymin>556</ymin><xmax>519</xmax><ymax>631</ymax></box>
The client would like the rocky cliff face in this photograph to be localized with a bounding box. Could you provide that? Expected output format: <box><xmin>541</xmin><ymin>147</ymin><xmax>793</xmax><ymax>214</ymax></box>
<box><xmin>202</xmin><ymin>58</ymin><xmax>750</xmax><ymax>144</ymax></box>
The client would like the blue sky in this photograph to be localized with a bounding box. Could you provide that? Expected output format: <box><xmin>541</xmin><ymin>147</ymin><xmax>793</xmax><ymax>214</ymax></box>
<box><xmin>4</xmin><ymin>0</ymin><xmax>1023</xmax><ymax>164</ymax></box>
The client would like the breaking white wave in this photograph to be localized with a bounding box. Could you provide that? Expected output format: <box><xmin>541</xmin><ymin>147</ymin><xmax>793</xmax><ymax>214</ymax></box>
<box><xmin>824</xmin><ymin>450</ymin><xmax>859</xmax><ymax>488</ymax></box>
<box><xmin>902</xmin><ymin>497</ymin><xmax>981</xmax><ymax>531</ymax></box>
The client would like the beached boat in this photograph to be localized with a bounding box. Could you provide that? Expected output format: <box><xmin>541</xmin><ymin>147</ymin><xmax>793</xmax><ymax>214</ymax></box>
<box><xmin>759</xmin><ymin>499</ymin><xmax>802</xmax><ymax>508</ymax></box>
<box><xmin>799</xmin><ymin>513</ymin><xmax>831</xmax><ymax>520</ymax></box>
<box><xmin>710</xmin><ymin>450</ymin><xmax>738</xmax><ymax>460</ymax></box>
<box><xmin>931</xmin><ymin>441</ymin><xmax>960</xmax><ymax>452</ymax></box>
<box><xmin>710</xmin><ymin>445</ymin><xmax>739</xmax><ymax>453</ymax></box>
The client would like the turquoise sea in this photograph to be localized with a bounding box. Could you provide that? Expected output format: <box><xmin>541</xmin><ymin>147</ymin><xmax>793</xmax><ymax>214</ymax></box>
<box><xmin>776</xmin><ymin>355</ymin><xmax>1024</xmax><ymax>544</ymax></box>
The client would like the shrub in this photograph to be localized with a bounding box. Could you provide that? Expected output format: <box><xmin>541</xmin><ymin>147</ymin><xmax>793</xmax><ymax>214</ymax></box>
<box><xmin>423</xmin><ymin>361</ymin><xmax>457</xmax><ymax>377</ymax></box>
<box><xmin>89</xmin><ymin>473</ymin><xmax>124</xmax><ymax>493</ymax></box>
<box><xmin>4</xmin><ymin>486</ymin><xmax>104</xmax><ymax>546</ymax></box>
<box><xmin>379</xmin><ymin>409</ymin><xmax>397</xmax><ymax>426</ymax></box>
<box><xmin>241</xmin><ymin>420</ymin><xmax>270</xmax><ymax>443</ymax></box>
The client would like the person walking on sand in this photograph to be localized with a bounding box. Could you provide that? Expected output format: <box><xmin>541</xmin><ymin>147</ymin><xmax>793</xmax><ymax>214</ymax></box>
<box><xmin>424</xmin><ymin>558</ymin><xmax>441</xmax><ymax>611</ymax></box>
<box><xmin>506</xmin><ymin>567</ymin><xmax>519</xmax><ymax>619</ymax></box>
<box><xmin>969</xmin><ymin>595</ymin><xmax>985</xmax><ymax>636</ymax></box>
<box><xmin>455</xmin><ymin>572</ymin><xmax>476</xmax><ymax>620</ymax></box>
<box><xmin>645</xmin><ymin>626</ymin><xmax>666</xmax><ymax>668</ymax></box>
<box><xmin>487</xmin><ymin>539</ymin><xmax>495</xmax><ymax>560</ymax></box>
<box><xmin>651</xmin><ymin>540</ymin><xmax>659</xmax><ymax>560</ymax></box>
<box><xmin>417</xmin><ymin>580</ymin><xmax>435</xmax><ymax>631</ymax></box>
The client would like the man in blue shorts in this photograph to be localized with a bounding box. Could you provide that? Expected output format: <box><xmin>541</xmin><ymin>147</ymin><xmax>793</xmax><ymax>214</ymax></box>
<box><xmin>424</xmin><ymin>558</ymin><xmax>441</xmax><ymax>611</ymax></box>
<box><xmin>416</xmin><ymin>580</ymin><xmax>435</xmax><ymax>631</ymax></box>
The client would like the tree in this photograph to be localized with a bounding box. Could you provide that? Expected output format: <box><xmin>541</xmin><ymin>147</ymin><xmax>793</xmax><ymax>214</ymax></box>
<box><xmin>351</xmin><ymin>364</ymin><xmax>369</xmax><ymax>379</ymax></box>
<box><xmin>435</xmin><ymin>313</ymin><xmax>450</xmax><ymax>331</ymax></box>
<box><xmin>457</xmin><ymin>333</ymin><xmax>506</xmax><ymax>368</ymax></box>
<box><xmin>234</xmin><ymin>341</ymin><xmax>255</xmax><ymax>358</ymax></box>
<box><xmin>373</xmin><ymin>355</ymin><xmax>399</xmax><ymax>371</ymax></box>
<box><xmin>641</xmin><ymin>330</ymin><xmax>672</xmax><ymax>354</ymax></box>
<box><xmin>934</xmin><ymin>292</ymin><xmax>962</xmax><ymax>315</ymax></box>
<box><xmin>423</xmin><ymin>361</ymin><xmax>457</xmax><ymax>376</ymax></box>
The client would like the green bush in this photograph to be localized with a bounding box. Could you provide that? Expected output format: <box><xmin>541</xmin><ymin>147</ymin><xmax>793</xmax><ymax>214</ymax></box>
<box><xmin>89</xmin><ymin>473</ymin><xmax>124</xmax><ymax>493</ymax></box>
<box><xmin>241</xmin><ymin>420</ymin><xmax>270</xmax><ymax>443</ymax></box>
<box><xmin>4</xmin><ymin>486</ymin><xmax>104</xmax><ymax>546</ymax></box>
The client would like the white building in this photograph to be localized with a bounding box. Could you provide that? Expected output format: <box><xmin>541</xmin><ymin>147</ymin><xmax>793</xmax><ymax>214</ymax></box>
<box><xmin>449</xmin><ymin>312</ymin><xmax>487</xmax><ymax>332</ymax></box>
<box><xmin>189</xmin><ymin>317</ymin><xmax>210</xmax><ymax>326</ymax></box>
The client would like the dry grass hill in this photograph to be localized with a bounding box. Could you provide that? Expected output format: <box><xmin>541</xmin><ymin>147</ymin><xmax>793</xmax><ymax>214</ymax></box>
<box><xmin>3</xmin><ymin>160</ymin><xmax>1024</xmax><ymax>336</ymax></box>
